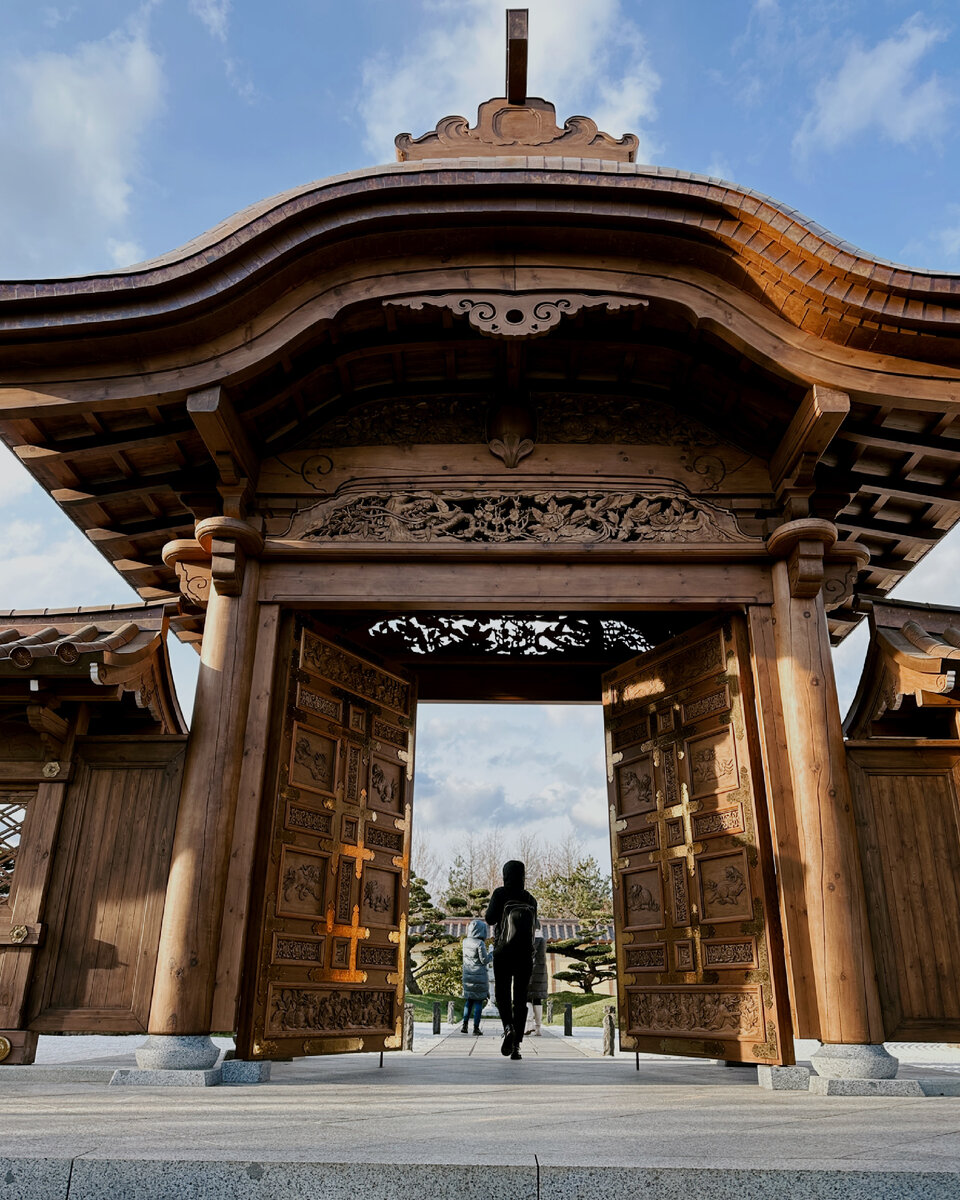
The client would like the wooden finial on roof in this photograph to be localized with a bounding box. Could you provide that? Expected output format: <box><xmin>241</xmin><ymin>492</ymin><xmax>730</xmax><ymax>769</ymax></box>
<box><xmin>395</xmin><ymin>5</ymin><xmax>638</xmax><ymax>163</ymax></box>
<box><xmin>506</xmin><ymin>9</ymin><xmax>528</xmax><ymax>105</ymax></box>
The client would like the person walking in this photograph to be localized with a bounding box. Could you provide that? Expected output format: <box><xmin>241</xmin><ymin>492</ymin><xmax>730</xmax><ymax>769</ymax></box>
<box><xmin>485</xmin><ymin>860</ymin><xmax>538</xmax><ymax>1061</ymax></box>
<box><xmin>460</xmin><ymin>917</ymin><xmax>491</xmax><ymax>1035</ymax></box>
<box><xmin>525</xmin><ymin>930</ymin><xmax>548</xmax><ymax>1036</ymax></box>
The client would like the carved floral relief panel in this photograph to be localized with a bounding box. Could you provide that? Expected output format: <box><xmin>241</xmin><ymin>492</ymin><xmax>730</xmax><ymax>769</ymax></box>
<box><xmin>288</xmin><ymin>487</ymin><xmax>752</xmax><ymax>547</ymax></box>
<box><xmin>685</xmin><ymin>726</ymin><xmax>739</xmax><ymax>800</ymax></box>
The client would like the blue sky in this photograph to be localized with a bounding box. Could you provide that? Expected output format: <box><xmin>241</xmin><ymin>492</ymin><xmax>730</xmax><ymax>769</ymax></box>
<box><xmin>1</xmin><ymin>0</ymin><xmax>959</xmax><ymax>888</ymax></box>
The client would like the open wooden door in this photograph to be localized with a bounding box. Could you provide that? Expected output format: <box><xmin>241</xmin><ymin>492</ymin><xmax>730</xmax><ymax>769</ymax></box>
<box><xmin>602</xmin><ymin>616</ymin><xmax>793</xmax><ymax>1065</ymax></box>
<box><xmin>236</xmin><ymin>617</ymin><xmax>415</xmax><ymax>1059</ymax></box>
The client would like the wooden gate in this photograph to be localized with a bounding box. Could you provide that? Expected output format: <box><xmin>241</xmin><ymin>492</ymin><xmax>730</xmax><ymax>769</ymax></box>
<box><xmin>236</xmin><ymin>618</ymin><xmax>415</xmax><ymax>1059</ymax></box>
<box><xmin>602</xmin><ymin>616</ymin><xmax>793</xmax><ymax>1064</ymax></box>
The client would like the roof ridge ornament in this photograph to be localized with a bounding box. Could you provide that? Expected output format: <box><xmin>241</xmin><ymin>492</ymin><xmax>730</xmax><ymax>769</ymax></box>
<box><xmin>395</xmin><ymin>8</ymin><xmax>639</xmax><ymax>164</ymax></box>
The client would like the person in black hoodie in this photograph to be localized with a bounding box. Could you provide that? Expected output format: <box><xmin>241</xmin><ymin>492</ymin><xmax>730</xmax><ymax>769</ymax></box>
<box><xmin>484</xmin><ymin>860</ymin><xmax>538</xmax><ymax>1061</ymax></box>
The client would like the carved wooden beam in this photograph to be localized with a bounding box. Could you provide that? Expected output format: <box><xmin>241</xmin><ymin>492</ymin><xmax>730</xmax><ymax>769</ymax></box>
<box><xmin>771</xmin><ymin>385</ymin><xmax>849</xmax><ymax>518</ymax></box>
<box><xmin>187</xmin><ymin>385</ymin><xmax>259</xmax><ymax>487</ymax></box>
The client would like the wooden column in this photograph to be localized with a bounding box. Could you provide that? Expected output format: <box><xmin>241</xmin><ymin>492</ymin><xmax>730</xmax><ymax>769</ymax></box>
<box><xmin>768</xmin><ymin>520</ymin><xmax>883</xmax><ymax>1045</ymax></box>
<box><xmin>147</xmin><ymin>549</ymin><xmax>262</xmax><ymax>1036</ymax></box>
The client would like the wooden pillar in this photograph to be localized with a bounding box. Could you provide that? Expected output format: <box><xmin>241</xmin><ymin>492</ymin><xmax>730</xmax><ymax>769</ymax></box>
<box><xmin>147</xmin><ymin>551</ymin><xmax>261</xmax><ymax>1037</ymax></box>
<box><xmin>768</xmin><ymin>520</ymin><xmax>883</xmax><ymax>1045</ymax></box>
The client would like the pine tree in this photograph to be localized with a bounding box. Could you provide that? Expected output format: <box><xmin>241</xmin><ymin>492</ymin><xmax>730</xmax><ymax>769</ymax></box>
<box><xmin>550</xmin><ymin>937</ymin><xmax>617</xmax><ymax>994</ymax></box>
<box><xmin>406</xmin><ymin>875</ymin><xmax>455</xmax><ymax>995</ymax></box>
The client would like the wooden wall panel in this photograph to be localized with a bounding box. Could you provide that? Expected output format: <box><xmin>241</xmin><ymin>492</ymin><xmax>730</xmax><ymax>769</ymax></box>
<box><xmin>26</xmin><ymin>737</ymin><xmax>186</xmax><ymax>1032</ymax></box>
<box><xmin>848</xmin><ymin>746</ymin><xmax>960</xmax><ymax>1041</ymax></box>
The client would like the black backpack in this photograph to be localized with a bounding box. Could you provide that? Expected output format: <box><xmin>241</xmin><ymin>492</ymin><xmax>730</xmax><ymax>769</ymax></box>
<box><xmin>496</xmin><ymin>901</ymin><xmax>536</xmax><ymax>956</ymax></box>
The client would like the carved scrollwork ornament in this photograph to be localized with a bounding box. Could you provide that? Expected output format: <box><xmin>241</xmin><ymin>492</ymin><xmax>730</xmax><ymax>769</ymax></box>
<box><xmin>395</xmin><ymin>95</ymin><xmax>639</xmax><ymax>162</ymax></box>
<box><xmin>387</xmin><ymin>293</ymin><xmax>648</xmax><ymax>340</ymax></box>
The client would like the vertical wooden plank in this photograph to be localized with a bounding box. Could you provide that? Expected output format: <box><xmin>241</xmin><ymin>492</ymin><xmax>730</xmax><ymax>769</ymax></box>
<box><xmin>848</xmin><ymin>747</ymin><xmax>960</xmax><ymax>1040</ymax></box>
<box><xmin>211</xmin><ymin>603</ymin><xmax>281</xmax><ymax>1032</ymax></box>
<box><xmin>847</xmin><ymin>754</ymin><xmax>902</xmax><ymax>1038</ymax></box>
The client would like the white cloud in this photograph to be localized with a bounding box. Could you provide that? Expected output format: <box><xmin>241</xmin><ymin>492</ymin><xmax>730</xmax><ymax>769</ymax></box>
<box><xmin>705</xmin><ymin>155</ymin><xmax>732</xmax><ymax>180</ymax></box>
<box><xmin>0</xmin><ymin>448</ymin><xmax>36</xmax><ymax>505</ymax></box>
<box><xmin>1</xmin><ymin>515</ymin><xmax>132</xmax><ymax>610</ymax></box>
<box><xmin>106</xmin><ymin>237</ymin><xmax>146</xmax><ymax>268</ymax></box>
<box><xmin>359</xmin><ymin>0</ymin><xmax>659</xmax><ymax>163</ymax></box>
<box><xmin>189</xmin><ymin>0</ymin><xmax>230</xmax><ymax>43</ymax></box>
<box><xmin>793</xmin><ymin>15</ymin><xmax>950</xmax><ymax>158</ymax></box>
<box><xmin>43</xmin><ymin>5</ymin><xmax>78</xmax><ymax>29</ymax></box>
<box><xmin>0</xmin><ymin>17</ymin><xmax>164</xmax><ymax>277</ymax></box>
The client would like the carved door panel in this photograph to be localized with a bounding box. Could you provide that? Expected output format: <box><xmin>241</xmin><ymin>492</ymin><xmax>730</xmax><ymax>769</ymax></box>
<box><xmin>602</xmin><ymin>616</ymin><xmax>794</xmax><ymax>1065</ymax></box>
<box><xmin>236</xmin><ymin>618</ymin><xmax>415</xmax><ymax>1059</ymax></box>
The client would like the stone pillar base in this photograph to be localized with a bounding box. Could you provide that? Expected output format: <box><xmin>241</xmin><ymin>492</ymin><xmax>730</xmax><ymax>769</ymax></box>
<box><xmin>758</xmin><ymin>1064</ymin><xmax>812</xmax><ymax>1090</ymax></box>
<box><xmin>135</xmin><ymin>1035</ymin><xmax>220</xmax><ymax>1071</ymax></box>
<box><xmin>111</xmin><ymin>1066</ymin><xmax>221</xmax><ymax>1087</ymax></box>
<box><xmin>811</xmin><ymin>1043</ymin><xmax>899</xmax><ymax>1080</ymax></box>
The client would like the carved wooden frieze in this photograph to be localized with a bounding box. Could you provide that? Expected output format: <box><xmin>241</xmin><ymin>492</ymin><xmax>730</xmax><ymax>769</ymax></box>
<box><xmin>388</xmin><ymin>293</ymin><xmax>646</xmax><ymax>340</ymax></box>
<box><xmin>627</xmin><ymin>988</ymin><xmax>762</xmax><ymax>1037</ymax></box>
<box><xmin>395</xmin><ymin>95</ymin><xmax>638</xmax><ymax>162</ymax></box>
<box><xmin>268</xmin><ymin>986</ymin><xmax>393</xmax><ymax>1034</ymax></box>
<box><xmin>287</xmin><ymin>488</ymin><xmax>752</xmax><ymax>546</ymax></box>
<box><xmin>305</xmin><ymin>393</ymin><xmax>725</xmax><ymax>454</ymax></box>
<box><xmin>301</xmin><ymin>631</ymin><xmax>411</xmax><ymax>715</ymax></box>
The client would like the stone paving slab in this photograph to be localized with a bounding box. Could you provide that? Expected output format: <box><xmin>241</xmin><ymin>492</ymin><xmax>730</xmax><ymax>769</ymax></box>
<box><xmin>2</xmin><ymin>1028</ymin><xmax>960</xmax><ymax>1197</ymax></box>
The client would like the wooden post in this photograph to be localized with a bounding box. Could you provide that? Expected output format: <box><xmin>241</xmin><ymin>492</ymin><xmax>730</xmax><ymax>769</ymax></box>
<box><xmin>147</xmin><ymin>558</ymin><xmax>261</xmax><ymax>1039</ymax></box>
<box><xmin>768</xmin><ymin>521</ymin><xmax>884</xmax><ymax>1047</ymax></box>
<box><xmin>563</xmin><ymin>1003</ymin><xmax>573</xmax><ymax>1036</ymax></box>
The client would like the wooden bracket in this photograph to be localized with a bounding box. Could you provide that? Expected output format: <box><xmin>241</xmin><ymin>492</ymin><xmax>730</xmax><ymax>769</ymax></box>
<box><xmin>25</xmin><ymin>704</ymin><xmax>69</xmax><ymax>759</ymax></box>
<box><xmin>767</xmin><ymin>518</ymin><xmax>838</xmax><ymax>598</ymax></box>
<box><xmin>771</xmin><ymin>385</ymin><xmax>850</xmax><ymax>519</ymax></box>
<box><xmin>195</xmin><ymin>516</ymin><xmax>264</xmax><ymax>597</ymax></box>
<box><xmin>187</xmin><ymin>386</ymin><xmax>259</xmax><ymax>489</ymax></box>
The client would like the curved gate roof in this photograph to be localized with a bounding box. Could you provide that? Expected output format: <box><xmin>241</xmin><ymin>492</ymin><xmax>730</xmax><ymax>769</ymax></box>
<box><xmin>1</xmin><ymin>89</ymin><xmax>960</xmax><ymax>640</ymax></box>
